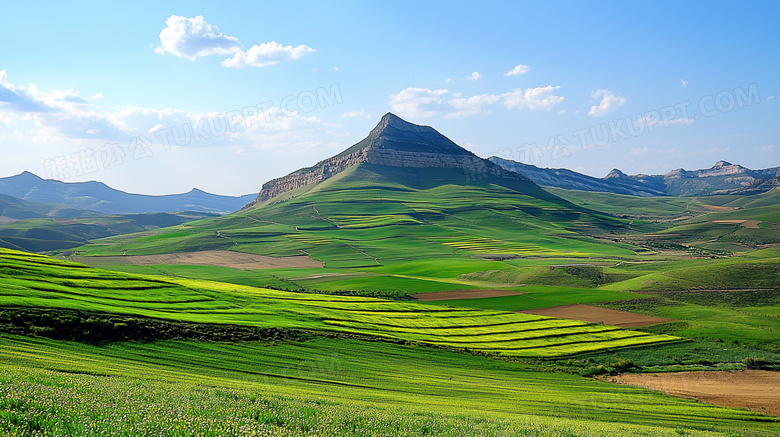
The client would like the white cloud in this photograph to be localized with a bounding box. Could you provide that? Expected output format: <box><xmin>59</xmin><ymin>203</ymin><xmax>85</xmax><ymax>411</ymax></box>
<box><xmin>634</xmin><ymin>115</ymin><xmax>693</xmax><ymax>129</ymax></box>
<box><xmin>588</xmin><ymin>89</ymin><xmax>626</xmax><ymax>117</ymax></box>
<box><xmin>389</xmin><ymin>84</ymin><xmax>564</xmax><ymax>119</ymax></box>
<box><xmin>467</xmin><ymin>72</ymin><xmax>481</xmax><ymax>81</ymax></box>
<box><xmin>35</xmin><ymin>110</ymin><xmax>130</xmax><ymax>141</ymax></box>
<box><xmin>221</xmin><ymin>42</ymin><xmax>315</xmax><ymax>68</ymax></box>
<box><xmin>755</xmin><ymin>144</ymin><xmax>776</xmax><ymax>153</ymax></box>
<box><xmin>767</xmin><ymin>96</ymin><xmax>775</xmax><ymax>101</ymax></box>
<box><xmin>502</xmin><ymin>85</ymin><xmax>564</xmax><ymax>110</ymax></box>
<box><xmin>445</xmin><ymin>78</ymin><xmax>452</xmax><ymax>84</ymax></box>
<box><xmin>0</xmin><ymin>70</ymin><xmax>56</xmax><ymax>113</ymax></box>
<box><xmin>240</xmin><ymin>110</ymin><xmax>342</xmax><ymax>154</ymax></box>
<box><xmin>389</xmin><ymin>87</ymin><xmax>449</xmax><ymax>117</ymax></box>
<box><xmin>342</xmin><ymin>110</ymin><xmax>371</xmax><ymax>119</ymax></box>
<box><xmin>504</xmin><ymin>64</ymin><xmax>530</xmax><ymax>76</ymax></box>
<box><xmin>680</xmin><ymin>79</ymin><xmax>688</xmax><ymax>87</ymax></box>
<box><xmin>155</xmin><ymin>15</ymin><xmax>241</xmax><ymax>61</ymax></box>
<box><xmin>446</xmin><ymin>94</ymin><xmax>500</xmax><ymax>118</ymax></box>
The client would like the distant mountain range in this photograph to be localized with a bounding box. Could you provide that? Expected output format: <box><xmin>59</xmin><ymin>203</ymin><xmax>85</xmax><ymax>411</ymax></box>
<box><xmin>0</xmin><ymin>171</ymin><xmax>255</xmax><ymax>215</ymax></box>
<box><xmin>489</xmin><ymin>157</ymin><xmax>780</xmax><ymax>197</ymax></box>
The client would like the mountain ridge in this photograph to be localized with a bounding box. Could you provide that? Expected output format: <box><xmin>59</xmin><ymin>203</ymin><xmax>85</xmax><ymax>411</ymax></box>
<box><xmin>0</xmin><ymin>172</ymin><xmax>256</xmax><ymax>215</ymax></box>
<box><xmin>254</xmin><ymin>113</ymin><xmax>531</xmax><ymax>203</ymax></box>
<box><xmin>490</xmin><ymin>157</ymin><xmax>780</xmax><ymax>197</ymax></box>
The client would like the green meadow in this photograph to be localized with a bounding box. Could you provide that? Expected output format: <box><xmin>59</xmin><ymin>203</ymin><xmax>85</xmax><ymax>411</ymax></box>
<box><xmin>2</xmin><ymin>335</ymin><xmax>777</xmax><ymax>436</ymax></box>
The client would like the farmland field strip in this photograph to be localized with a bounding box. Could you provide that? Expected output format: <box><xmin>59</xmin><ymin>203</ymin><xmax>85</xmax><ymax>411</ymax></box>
<box><xmin>341</xmin><ymin>328</ymin><xmax>633</xmax><ymax>346</ymax></box>
<box><xmin>1</xmin><ymin>269</ymin><xmax>176</xmax><ymax>289</ymax></box>
<box><xmin>495</xmin><ymin>336</ymin><xmax>686</xmax><ymax>357</ymax></box>
<box><xmin>453</xmin><ymin>332</ymin><xmax>658</xmax><ymax>350</ymax></box>
<box><xmin>7</xmin><ymin>279</ymin><xmax>182</xmax><ymax>295</ymax></box>
<box><xmin>319</xmin><ymin>319</ymin><xmax>591</xmax><ymax>336</ymax></box>
<box><xmin>322</xmin><ymin>313</ymin><xmax>556</xmax><ymax>328</ymax></box>
<box><xmin>414</xmin><ymin>327</ymin><xmax>629</xmax><ymax>344</ymax></box>
<box><xmin>2</xmin><ymin>286</ymin><xmax>217</xmax><ymax>306</ymax></box>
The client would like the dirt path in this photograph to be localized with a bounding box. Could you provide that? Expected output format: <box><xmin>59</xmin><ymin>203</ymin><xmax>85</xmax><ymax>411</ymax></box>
<box><xmin>517</xmin><ymin>304</ymin><xmax>674</xmax><ymax>327</ymax></box>
<box><xmin>413</xmin><ymin>289</ymin><xmax>523</xmax><ymax>301</ymax></box>
<box><xmin>75</xmin><ymin>250</ymin><xmax>323</xmax><ymax>270</ymax></box>
<box><xmin>610</xmin><ymin>370</ymin><xmax>780</xmax><ymax>417</ymax></box>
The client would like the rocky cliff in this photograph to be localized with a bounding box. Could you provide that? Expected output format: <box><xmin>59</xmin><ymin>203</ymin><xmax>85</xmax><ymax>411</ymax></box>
<box><xmin>253</xmin><ymin>113</ymin><xmax>528</xmax><ymax>203</ymax></box>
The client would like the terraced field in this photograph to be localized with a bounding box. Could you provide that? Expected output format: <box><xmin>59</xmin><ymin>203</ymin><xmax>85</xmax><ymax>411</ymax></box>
<box><xmin>0</xmin><ymin>248</ymin><xmax>678</xmax><ymax>357</ymax></box>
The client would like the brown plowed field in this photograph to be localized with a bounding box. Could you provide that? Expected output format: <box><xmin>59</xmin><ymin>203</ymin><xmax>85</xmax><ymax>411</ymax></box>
<box><xmin>74</xmin><ymin>250</ymin><xmax>323</xmax><ymax>270</ymax></box>
<box><xmin>610</xmin><ymin>370</ymin><xmax>780</xmax><ymax>417</ymax></box>
<box><xmin>413</xmin><ymin>289</ymin><xmax>523</xmax><ymax>301</ymax></box>
<box><xmin>517</xmin><ymin>304</ymin><xmax>674</xmax><ymax>327</ymax></box>
<box><xmin>712</xmin><ymin>219</ymin><xmax>761</xmax><ymax>228</ymax></box>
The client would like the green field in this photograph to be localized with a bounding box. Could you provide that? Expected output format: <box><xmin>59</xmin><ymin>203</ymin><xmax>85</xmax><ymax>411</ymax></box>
<box><xmin>2</xmin><ymin>335</ymin><xmax>777</xmax><ymax>436</ymax></box>
<box><xmin>0</xmin><ymin>248</ymin><xmax>678</xmax><ymax>358</ymax></box>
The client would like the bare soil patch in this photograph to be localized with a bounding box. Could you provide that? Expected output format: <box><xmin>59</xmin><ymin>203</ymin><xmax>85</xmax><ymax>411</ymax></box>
<box><xmin>610</xmin><ymin>370</ymin><xmax>780</xmax><ymax>417</ymax></box>
<box><xmin>702</xmin><ymin>204</ymin><xmax>737</xmax><ymax>211</ymax></box>
<box><xmin>0</xmin><ymin>217</ymin><xmax>16</xmax><ymax>225</ymax></box>
<box><xmin>517</xmin><ymin>304</ymin><xmax>674</xmax><ymax>327</ymax></box>
<box><xmin>712</xmin><ymin>219</ymin><xmax>761</xmax><ymax>229</ymax></box>
<box><xmin>413</xmin><ymin>289</ymin><xmax>523</xmax><ymax>301</ymax></box>
<box><xmin>53</xmin><ymin>219</ymin><xmax>78</xmax><ymax>225</ymax></box>
<box><xmin>78</xmin><ymin>250</ymin><xmax>323</xmax><ymax>270</ymax></box>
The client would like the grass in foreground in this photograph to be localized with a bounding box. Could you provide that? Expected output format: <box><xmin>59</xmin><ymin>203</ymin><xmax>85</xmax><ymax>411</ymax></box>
<box><xmin>1</xmin><ymin>334</ymin><xmax>777</xmax><ymax>436</ymax></box>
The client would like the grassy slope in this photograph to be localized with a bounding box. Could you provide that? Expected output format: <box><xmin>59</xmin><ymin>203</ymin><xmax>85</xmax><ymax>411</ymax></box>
<box><xmin>70</xmin><ymin>164</ymin><xmax>639</xmax><ymax>293</ymax></box>
<box><xmin>0</xmin><ymin>211</ymin><xmax>218</xmax><ymax>253</ymax></box>
<box><xmin>0</xmin><ymin>248</ymin><xmax>677</xmax><ymax>357</ymax></box>
<box><xmin>2</xmin><ymin>334</ymin><xmax>776</xmax><ymax>436</ymax></box>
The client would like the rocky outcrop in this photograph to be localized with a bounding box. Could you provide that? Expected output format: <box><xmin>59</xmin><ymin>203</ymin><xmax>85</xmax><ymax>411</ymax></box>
<box><xmin>489</xmin><ymin>157</ymin><xmax>668</xmax><ymax>197</ymax></box>
<box><xmin>253</xmin><ymin>113</ymin><xmax>528</xmax><ymax>203</ymax></box>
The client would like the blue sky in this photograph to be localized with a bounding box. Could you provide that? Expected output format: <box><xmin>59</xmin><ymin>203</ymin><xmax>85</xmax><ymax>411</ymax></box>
<box><xmin>0</xmin><ymin>1</ymin><xmax>778</xmax><ymax>195</ymax></box>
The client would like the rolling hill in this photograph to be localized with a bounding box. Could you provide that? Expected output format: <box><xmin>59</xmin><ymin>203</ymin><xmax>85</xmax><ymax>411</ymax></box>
<box><xmin>0</xmin><ymin>192</ymin><xmax>100</xmax><ymax>222</ymax></box>
<box><xmin>0</xmin><ymin>211</ymin><xmax>218</xmax><ymax>252</ymax></box>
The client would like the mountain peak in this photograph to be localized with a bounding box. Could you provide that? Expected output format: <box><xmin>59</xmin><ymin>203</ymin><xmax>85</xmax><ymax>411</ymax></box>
<box><xmin>605</xmin><ymin>169</ymin><xmax>627</xmax><ymax>179</ymax></box>
<box><xmin>369</xmin><ymin>112</ymin><xmax>427</xmax><ymax>136</ymax></box>
<box><xmin>714</xmin><ymin>160</ymin><xmax>732</xmax><ymax>167</ymax></box>
<box><xmin>17</xmin><ymin>171</ymin><xmax>43</xmax><ymax>180</ymax></box>
<box><xmin>253</xmin><ymin>114</ymin><xmax>531</xmax><ymax>203</ymax></box>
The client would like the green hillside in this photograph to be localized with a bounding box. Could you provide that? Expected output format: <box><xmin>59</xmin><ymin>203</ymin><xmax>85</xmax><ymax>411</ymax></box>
<box><xmin>0</xmin><ymin>248</ymin><xmax>678</xmax><ymax>357</ymax></box>
<box><xmin>0</xmin><ymin>211</ymin><xmax>218</xmax><ymax>252</ymax></box>
<box><xmin>0</xmin><ymin>192</ymin><xmax>99</xmax><ymax>220</ymax></box>
<box><xmin>69</xmin><ymin>164</ymin><xmax>642</xmax><ymax>292</ymax></box>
